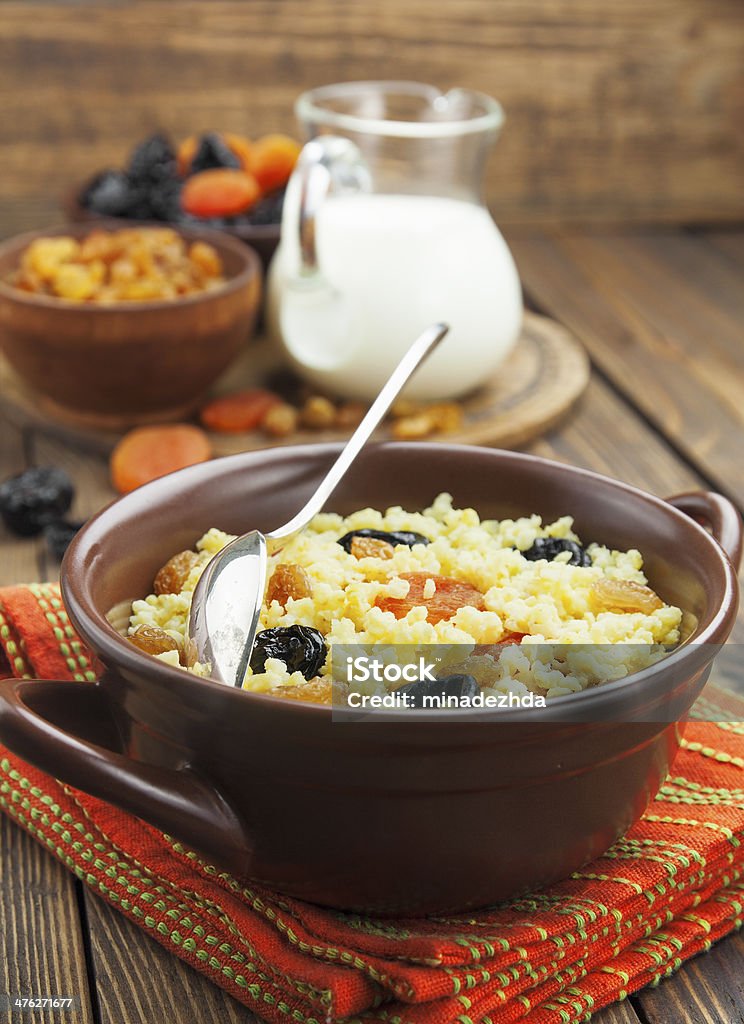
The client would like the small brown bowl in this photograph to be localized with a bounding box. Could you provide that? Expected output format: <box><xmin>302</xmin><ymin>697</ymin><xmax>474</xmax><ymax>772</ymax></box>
<box><xmin>66</xmin><ymin>182</ymin><xmax>281</xmax><ymax>272</ymax></box>
<box><xmin>0</xmin><ymin>444</ymin><xmax>740</xmax><ymax>915</ymax></box>
<box><xmin>0</xmin><ymin>222</ymin><xmax>262</xmax><ymax>428</ymax></box>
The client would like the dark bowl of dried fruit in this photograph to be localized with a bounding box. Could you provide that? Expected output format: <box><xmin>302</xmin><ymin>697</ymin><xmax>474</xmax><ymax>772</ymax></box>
<box><xmin>0</xmin><ymin>443</ymin><xmax>739</xmax><ymax>915</ymax></box>
<box><xmin>0</xmin><ymin>221</ymin><xmax>262</xmax><ymax>428</ymax></box>
<box><xmin>67</xmin><ymin>131</ymin><xmax>299</xmax><ymax>271</ymax></box>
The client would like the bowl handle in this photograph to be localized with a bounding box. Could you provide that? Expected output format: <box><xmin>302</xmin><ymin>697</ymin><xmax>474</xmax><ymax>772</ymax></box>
<box><xmin>666</xmin><ymin>491</ymin><xmax>743</xmax><ymax>570</ymax></box>
<box><xmin>0</xmin><ymin>675</ymin><xmax>253</xmax><ymax>876</ymax></box>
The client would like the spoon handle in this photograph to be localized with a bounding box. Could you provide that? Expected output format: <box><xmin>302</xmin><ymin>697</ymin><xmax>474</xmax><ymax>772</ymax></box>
<box><xmin>268</xmin><ymin>322</ymin><xmax>449</xmax><ymax>542</ymax></box>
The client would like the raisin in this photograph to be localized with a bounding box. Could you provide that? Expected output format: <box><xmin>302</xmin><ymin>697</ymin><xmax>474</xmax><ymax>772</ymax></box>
<box><xmin>350</xmin><ymin>536</ymin><xmax>394</xmax><ymax>559</ymax></box>
<box><xmin>250</xmin><ymin>625</ymin><xmax>327</xmax><ymax>680</ymax></box>
<box><xmin>128</xmin><ymin>625</ymin><xmax>181</xmax><ymax>658</ymax></box>
<box><xmin>188</xmin><ymin>132</ymin><xmax>242</xmax><ymax>175</ymax></box>
<box><xmin>375</xmin><ymin>572</ymin><xmax>485</xmax><ymax>625</ymax></box>
<box><xmin>44</xmin><ymin>519</ymin><xmax>84</xmax><ymax>562</ymax></box>
<box><xmin>153</xmin><ymin>550</ymin><xmax>199</xmax><ymax>595</ymax></box>
<box><xmin>396</xmin><ymin>673</ymin><xmax>479</xmax><ymax>708</ymax></box>
<box><xmin>520</xmin><ymin>537</ymin><xmax>591</xmax><ymax>567</ymax></box>
<box><xmin>0</xmin><ymin>467</ymin><xmax>74</xmax><ymax>537</ymax></box>
<box><xmin>337</xmin><ymin>529</ymin><xmax>430</xmax><ymax>553</ymax></box>
<box><xmin>591</xmin><ymin>578</ymin><xmax>664</xmax><ymax>614</ymax></box>
<box><xmin>239</xmin><ymin>187</ymin><xmax>285</xmax><ymax>226</ymax></box>
<box><xmin>267</xmin><ymin>563</ymin><xmax>313</xmax><ymax>605</ymax></box>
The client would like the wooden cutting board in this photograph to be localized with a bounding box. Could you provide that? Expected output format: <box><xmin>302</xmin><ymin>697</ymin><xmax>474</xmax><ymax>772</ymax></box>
<box><xmin>0</xmin><ymin>312</ymin><xmax>589</xmax><ymax>455</ymax></box>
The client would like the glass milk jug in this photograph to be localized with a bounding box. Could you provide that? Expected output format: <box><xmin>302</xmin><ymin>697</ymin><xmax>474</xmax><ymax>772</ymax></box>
<box><xmin>267</xmin><ymin>81</ymin><xmax>523</xmax><ymax>401</ymax></box>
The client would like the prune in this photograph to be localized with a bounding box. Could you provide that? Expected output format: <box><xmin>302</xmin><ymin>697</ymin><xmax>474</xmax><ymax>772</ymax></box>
<box><xmin>188</xmin><ymin>133</ymin><xmax>241</xmax><ymax>175</ymax></box>
<box><xmin>44</xmin><ymin>519</ymin><xmax>84</xmax><ymax>562</ymax></box>
<box><xmin>128</xmin><ymin>132</ymin><xmax>177</xmax><ymax>184</ymax></box>
<box><xmin>250</xmin><ymin>625</ymin><xmax>327</xmax><ymax>680</ymax></box>
<box><xmin>520</xmin><ymin>537</ymin><xmax>591</xmax><ymax>567</ymax></box>
<box><xmin>148</xmin><ymin>179</ymin><xmax>184</xmax><ymax>221</ymax></box>
<box><xmin>239</xmin><ymin>188</ymin><xmax>285</xmax><ymax>226</ymax></box>
<box><xmin>337</xmin><ymin>529</ymin><xmax>430</xmax><ymax>553</ymax></box>
<box><xmin>0</xmin><ymin>467</ymin><xmax>74</xmax><ymax>537</ymax></box>
<box><xmin>81</xmin><ymin>170</ymin><xmax>140</xmax><ymax>217</ymax></box>
<box><xmin>375</xmin><ymin>572</ymin><xmax>485</xmax><ymax>625</ymax></box>
<box><xmin>396</xmin><ymin>673</ymin><xmax>479</xmax><ymax>709</ymax></box>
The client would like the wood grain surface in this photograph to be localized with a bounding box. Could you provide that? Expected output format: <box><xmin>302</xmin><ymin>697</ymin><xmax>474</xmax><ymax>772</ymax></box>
<box><xmin>508</xmin><ymin>229</ymin><xmax>744</xmax><ymax>508</ymax></box>
<box><xmin>0</xmin><ymin>313</ymin><xmax>590</xmax><ymax>456</ymax></box>
<box><xmin>0</xmin><ymin>0</ymin><xmax>743</xmax><ymax>236</ymax></box>
<box><xmin>0</xmin><ymin>816</ymin><xmax>94</xmax><ymax>1024</ymax></box>
<box><xmin>1</xmin><ymin>225</ymin><xmax>743</xmax><ymax>1023</ymax></box>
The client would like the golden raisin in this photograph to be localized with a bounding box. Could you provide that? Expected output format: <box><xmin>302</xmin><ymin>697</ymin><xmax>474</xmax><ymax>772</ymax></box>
<box><xmin>301</xmin><ymin>395</ymin><xmax>336</xmax><ymax>429</ymax></box>
<box><xmin>128</xmin><ymin>625</ymin><xmax>182</xmax><ymax>658</ymax></box>
<box><xmin>189</xmin><ymin>241</ymin><xmax>222</xmax><ymax>278</ymax></box>
<box><xmin>428</xmin><ymin>402</ymin><xmax>463</xmax><ymax>434</ymax></box>
<box><xmin>591</xmin><ymin>578</ymin><xmax>664</xmax><ymax>614</ymax></box>
<box><xmin>267</xmin><ymin>563</ymin><xmax>313</xmax><ymax>605</ymax></box>
<box><xmin>181</xmin><ymin>636</ymin><xmax>200</xmax><ymax>669</ymax></box>
<box><xmin>335</xmin><ymin>402</ymin><xmax>367</xmax><ymax>428</ymax></box>
<box><xmin>11</xmin><ymin>227</ymin><xmax>225</xmax><ymax>303</ymax></box>
<box><xmin>350</xmin><ymin>536</ymin><xmax>394</xmax><ymax>559</ymax></box>
<box><xmin>390</xmin><ymin>398</ymin><xmax>424</xmax><ymax>419</ymax></box>
<box><xmin>153</xmin><ymin>550</ymin><xmax>199</xmax><ymax>595</ymax></box>
<box><xmin>391</xmin><ymin>411</ymin><xmax>437</xmax><ymax>440</ymax></box>
<box><xmin>270</xmin><ymin>678</ymin><xmax>333</xmax><ymax>704</ymax></box>
<box><xmin>261</xmin><ymin>402</ymin><xmax>299</xmax><ymax>438</ymax></box>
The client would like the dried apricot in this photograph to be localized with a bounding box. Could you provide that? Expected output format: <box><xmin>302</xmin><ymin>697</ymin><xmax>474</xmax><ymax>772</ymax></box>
<box><xmin>181</xmin><ymin>168</ymin><xmax>261</xmax><ymax>218</ymax></box>
<box><xmin>224</xmin><ymin>132</ymin><xmax>255</xmax><ymax>172</ymax></box>
<box><xmin>200</xmin><ymin>390</ymin><xmax>281</xmax><ymax>433</ymax></box>
<box><xmin>153</xmin><ymin>549</ymin><xmax>199</xmax><ymax>595</ymax></box>
<box><xmin>267</xmin><ymin>563</ymin><xmax>313</xmax><ymax>605</ymax></box>
<box><xmin>128</xmin><ymin>625</ymin><xmax>181</xmax><ymax>658</ymax></box>
<box><xmin>351</xmin><ymin>536</ymin><xmax>394</xmax><ymax>559</ymax></box>
<box><xmin>176</xmin><ymin>135</ymin><xmax>199</xmax><ymax>176</ymax></box>
<box><xmin>375</xmin><ymin>572</ymin><xmax>485</xmax><ymax>624</ymax></box>
<box><xmin>249</xmin><ymin>134</ymin><xmax>302</xmax><ymax>193</ymax></box>
<box><xmin>110</xmin><ymin>424</ymin><xmax>211</xmax><ymax>494</ymax></box>
<box><xmin>591</xmin><ymin>578</ymin><xmax>664</xmax><ymax>614</ymax></box>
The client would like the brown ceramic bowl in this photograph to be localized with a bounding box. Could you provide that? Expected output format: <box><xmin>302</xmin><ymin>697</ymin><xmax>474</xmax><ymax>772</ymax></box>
<box><xmin>0</xmin><ymin>445</ymin><xmax>740</xmax><ymax>915</ymax></box>
<box><xmin>0</xmin><ymin>222</ymin><xmax>262</xmax><ymax>427</ymax></box>
<box><xmin>67</xmin><ymin>184</ymin><xmax>281</xmax><ymax>272</ymax></box>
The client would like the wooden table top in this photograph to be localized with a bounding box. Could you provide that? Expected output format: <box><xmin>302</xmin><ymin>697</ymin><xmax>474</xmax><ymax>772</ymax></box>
<box><xmin>1</xmin><ymin>224</ymin><xmax>743</xmax><ymax>1023</ymax></box>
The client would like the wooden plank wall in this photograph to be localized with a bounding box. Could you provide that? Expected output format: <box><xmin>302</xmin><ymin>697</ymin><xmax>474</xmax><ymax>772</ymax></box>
<box><xmin>0</xmin><ymin>0</ymin><xmax>743</xmax><ymax>234</ymax></box>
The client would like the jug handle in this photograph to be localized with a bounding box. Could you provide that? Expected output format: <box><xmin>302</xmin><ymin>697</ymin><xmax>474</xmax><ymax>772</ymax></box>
<box><xmin>289</xmin><ymin>135</ymin><xmax>371</xmax><ymax>276</ymax></box>
<box><xmin>0</xmin><ymin>675</ymin><xmax>253</xmax><ymax>876</ymax></box>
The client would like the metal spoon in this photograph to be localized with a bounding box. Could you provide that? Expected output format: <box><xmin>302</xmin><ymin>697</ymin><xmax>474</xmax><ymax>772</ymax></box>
<box><xmin>188</xmin><ymin>322</ymin><xmax>449</xmax><ymax>687</ymax></box>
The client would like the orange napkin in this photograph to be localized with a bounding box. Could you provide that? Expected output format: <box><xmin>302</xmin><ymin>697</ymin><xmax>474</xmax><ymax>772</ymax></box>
<box><xmin>1</xmin><ymin>583</ymin><xmax>742</xmax><ymax>1024</ymax></box>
